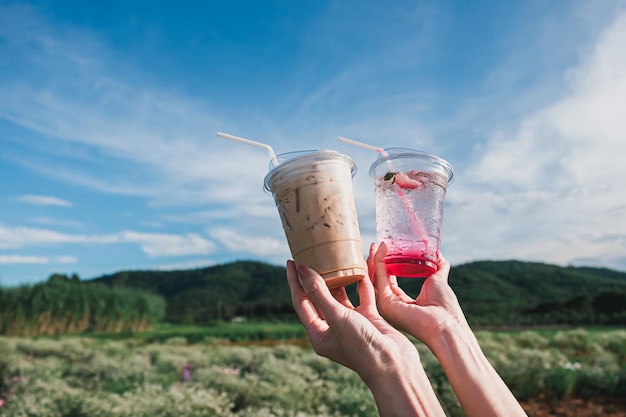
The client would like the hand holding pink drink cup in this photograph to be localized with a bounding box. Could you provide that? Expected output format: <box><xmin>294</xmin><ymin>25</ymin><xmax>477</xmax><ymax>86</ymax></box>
<box><xmin>339</xmin><ymin>138</ymin><xmax>454</xmax><ymax>278</ymax></box>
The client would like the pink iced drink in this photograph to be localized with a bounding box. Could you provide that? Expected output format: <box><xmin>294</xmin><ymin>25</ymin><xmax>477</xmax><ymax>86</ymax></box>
<box><xmin>370</xmin><ymin>149</ymin><xmax>454</xmax><ymax>278</ymax></box>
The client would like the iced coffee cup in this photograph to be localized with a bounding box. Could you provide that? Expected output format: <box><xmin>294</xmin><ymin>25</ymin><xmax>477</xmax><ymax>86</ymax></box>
<box><xmin>264</xmin><ymin>150</ymin><xmax>367</xmax><ymax>289</ymax></box>
<box><xmin>369</xmin><ymin>148</ymin><xmax>454</xmax><ymax>278</ymax></box>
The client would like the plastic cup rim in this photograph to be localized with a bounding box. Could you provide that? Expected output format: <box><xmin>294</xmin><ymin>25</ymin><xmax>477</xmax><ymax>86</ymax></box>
<box><xmin>369</xmin><ymin>147</ymin><xmax>454</xmax><ymax>184</ymax></box>
<box><xmin>263</xmin><ymin>149</ymin><xmax>357</xmax><ymax>192</ymax></box>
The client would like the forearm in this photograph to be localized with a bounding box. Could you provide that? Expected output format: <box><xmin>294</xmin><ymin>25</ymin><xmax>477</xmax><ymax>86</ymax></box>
<box><xmin>429</xmin><ymin>321</ymin><xmax>527</xmax><ymax>417</ymax></box>
<box><xmin>362</xmin><ymin>361</ymin><xmax>447</xmax><ymax>417</ymax></box>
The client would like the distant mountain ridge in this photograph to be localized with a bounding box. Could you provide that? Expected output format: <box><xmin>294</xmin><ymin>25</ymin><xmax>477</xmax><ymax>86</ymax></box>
<box><xmin>89</xmin><ymin>261</ymin><xmax>293</xmax><ymax>324</ymax></box>
<box><xmin>88</xmin><ymin>259</ymin><xmax>626</xmax><ymax>326</ymax></box>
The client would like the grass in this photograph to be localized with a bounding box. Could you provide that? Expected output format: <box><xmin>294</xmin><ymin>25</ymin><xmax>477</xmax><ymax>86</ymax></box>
<box><xmin>86</xmin><ymin>321</ymin><xmax>309</xmax><ymax>344</ymax></box>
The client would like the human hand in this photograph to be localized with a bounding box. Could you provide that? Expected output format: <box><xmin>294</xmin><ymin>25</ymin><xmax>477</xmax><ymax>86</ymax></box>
<box><xmin>286</xmin><ymin>258</ymin><xmax>448</xmax><ymax>417</ymax></box>
<box><xmin>370</xmin><ymin>242</ymin><xmax>470</xmax><ymax>349</ymax></box>
<box><xmin>370</xmin><ymin>244</ymin><xmax>529</xmax><ymax>417</ymax></box>
<box><xmin>286</xmin><ymin>259</ymin><xmax>421</xmax><ymax>383</ymax></box>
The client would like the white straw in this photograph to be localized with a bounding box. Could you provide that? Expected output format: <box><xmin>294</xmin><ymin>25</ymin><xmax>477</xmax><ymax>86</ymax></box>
<box><xmin>338</xmin><ymin>136</ymin><xmax>388</xmax><ymax>157</ymax></box>
<box><xmin>216</xmin><ymin>132</ymin><xmax>279</xmax><ymax>167</ymax></box>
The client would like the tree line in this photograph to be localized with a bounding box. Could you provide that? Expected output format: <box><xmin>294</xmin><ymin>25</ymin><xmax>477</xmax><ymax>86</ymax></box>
<box><xmin>1</xmin><ymin>259</ymin><xmax>625</xmax><ymax>336</ymax></box>
<box><xmin>92</xmin><ymin>259</ymin><xmax>626</xmax><ymax>326</ymax></box>
<box><xmin>0</xmin><ymin>274</ymin><xmax>165</xmax><ymax>337</ymax></box>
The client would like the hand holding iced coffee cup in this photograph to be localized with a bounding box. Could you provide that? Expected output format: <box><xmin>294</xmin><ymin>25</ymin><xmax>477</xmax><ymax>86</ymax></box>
<box><xmin>369</xmin><ymin>147</ymin><xmax>454</xmax><ymax>278</ymax></box>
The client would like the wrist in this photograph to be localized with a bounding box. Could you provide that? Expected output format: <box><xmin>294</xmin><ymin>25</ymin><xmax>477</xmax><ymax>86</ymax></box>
<box><xmin>428</xmin><ymin>321</ymin><xmax>528</xmax><ymax>417</ymax></box>
<box><xmin>428</xmin><ymin>316</ymin><xmax>477</xmax><ymax>357</ymax></box>
<box><xmin>361</xmin><ymin>356</ymin><xmax>446</xmax><ymax>417</ymax></box>
<box><xmin>416</xmin><ymin>313</ymin><xmax>473</xmax><ymax>355</ymax></box>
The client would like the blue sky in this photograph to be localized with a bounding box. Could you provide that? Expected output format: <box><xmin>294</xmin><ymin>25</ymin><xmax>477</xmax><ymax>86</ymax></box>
<box><xmin>1</xmin><ymin>0</ymin><xmax>626</xmax><ymax>286</ymax></box>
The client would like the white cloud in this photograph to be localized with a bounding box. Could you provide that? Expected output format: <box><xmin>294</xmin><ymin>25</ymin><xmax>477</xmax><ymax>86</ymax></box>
<box><xmin>16</xmin><ymin>194</ymin><xmax>72</xmax><ymax>207</ymax></box>
<box><xmin>153</xmin><ymin>259</ymin><xmax>218</xmax><ymax>271</ymax></box>
<box><xmin>0</xmin><ymin>225</ymin><xmax>115</xmax><ymax>249</ymax></box>
<box><xmin>55</xmin><ymin>256</ymin><xmax>78</xmax><ymax>263</ymax></box>
<box><xmin>0</xmin><ymin>255</ymin><xmax>77</xmax><ymax>264</ymax></box>
<box><xmin>445</xmin><ymin>11</ymin><xmax>626</xmax><ymax>270</ymax></box>
<box><xmin>119</xmin><ymin>231</ymin><xmax>215</xmax><ymax>257</ymax></box>
<box><xmin>209</xmin><ymin>228</ymin><xmax>289</xmax><ymax>258</ymax></box>
<box><xmin>0</xmin><ymin>255</ymin><xmax>48</xmax><ymax>264</ymax></box>
<box><xmin>0</xmin><ymin>224</ymin><xmax>215</xmax><ymax>258</ymax></box>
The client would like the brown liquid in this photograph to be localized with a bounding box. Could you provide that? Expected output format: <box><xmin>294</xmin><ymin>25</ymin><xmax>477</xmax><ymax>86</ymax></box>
<box><xmin>266</xmin><ymin>152</ymin><xmax>367</xmax><ymax>288</ymax></box>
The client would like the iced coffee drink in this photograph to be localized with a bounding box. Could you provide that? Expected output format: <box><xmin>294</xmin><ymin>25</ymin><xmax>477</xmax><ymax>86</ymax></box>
<box><xmin>264</xmin><ymin>151</ymin><xmax>367</xmax><ymax>289</ymax></box>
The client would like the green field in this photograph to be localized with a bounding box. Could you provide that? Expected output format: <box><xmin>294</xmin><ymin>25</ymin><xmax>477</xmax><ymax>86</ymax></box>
<box><xmin>1</xmin><ymin>325</ymin><xmax>625</xmax><ymax>416</ymax></box>
<box><xmin>135</xmin><ymin>322</ymin><xmax>308</xmax><ymax>343</ymax></box>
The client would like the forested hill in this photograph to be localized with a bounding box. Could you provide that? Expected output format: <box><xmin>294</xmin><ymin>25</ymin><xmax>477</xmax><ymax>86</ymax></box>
<box><xmin>88</xmin><ymin>260</ymin><xmax>626</xmax><ymax>326</ymax></box>
<box><xmin>407</xmin><ymin>260</ymin><xmax>626</xmax><ymax>325</ymax></box>
<box><xmin>89</xmin><ymin>261</ymin><xmax>293</xmax><ymax>325</ymax></box>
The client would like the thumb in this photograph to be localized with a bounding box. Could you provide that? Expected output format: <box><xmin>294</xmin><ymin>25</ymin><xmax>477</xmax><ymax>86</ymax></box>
<box><xmin>373</xmin><ymin>242</ymin><xmax>414</xmax><ymax>304</ymax></box>
<box><xmin>373</xmin><ymin>243</ymin><xmax>399</xmax><ymax>302</ymax></box>
<box><xmin>296</xmin><ymin>265</ymin><xmax>341</xmax><ymax>319</ymax></box>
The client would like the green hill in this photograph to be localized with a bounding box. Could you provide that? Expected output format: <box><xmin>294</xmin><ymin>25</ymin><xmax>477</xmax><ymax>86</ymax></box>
<box><xmin>88</xmin><ymin>259</ymin><xmax>626</xmax><ymax>326</ymax></box>
<box><xmin>396</xmin><ymin>260</ymin><xmax>626</xmax><ymax>325</ymax></box>
<box><xmin>89</xmin><ymin>261</ymin><xmax>293</xmax><ymax>325</ymax></box>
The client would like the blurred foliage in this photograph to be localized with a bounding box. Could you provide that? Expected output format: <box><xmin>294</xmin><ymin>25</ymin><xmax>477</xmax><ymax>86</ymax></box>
<box><xmin>0</xmin><ymin>328</ymin><xmax>624</xmax><ymax>416</ymax></box>
<box><xmin>0</xmin><ymin>276</ymin><xmax>165</xmax><ymax>336</ymax></box>
<box><xmin>90</xmin><ymin>261</ymin><xmax>295</xmax><ymax>325</ymax></box>
<box><xmin>133</xmin><ymin>323</ymin><xmax>308</xmax><ymax>344</ymax></box>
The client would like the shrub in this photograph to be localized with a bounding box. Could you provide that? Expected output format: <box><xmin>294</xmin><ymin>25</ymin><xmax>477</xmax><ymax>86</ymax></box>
<box><xmin>574</xmin><ymin>352</ymin><xmax>621</xmax><ymax>398</ymax></box>
<box><xmin>544</xmin><ymin>364</ymin><xmax>578</xmax><ymax>402</ymax></box>
<box><xmin>550</xmin><ymin>328</ymin><xmax>592</xmax><ymax>357</ymax></box>
<box><xmin>594</xmin><ymin>330</ymin><xmax>626</xmax><ymax>360</ymax></box>
<box><xmin>514</xmin><ymin>330</ymin><xmax>549</xmax><ymax>349</ymax></box>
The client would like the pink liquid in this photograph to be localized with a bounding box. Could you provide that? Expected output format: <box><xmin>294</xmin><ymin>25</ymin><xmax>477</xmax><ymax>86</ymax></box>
<box><xmin>385</xmin><ymin>256</ymin><xmax>436</xmax><ymax>277</ymax></box>
<box><xmin>384</xmin><ymin>243</ymin><xmax>437</xmax><ymax>278</ymax></box>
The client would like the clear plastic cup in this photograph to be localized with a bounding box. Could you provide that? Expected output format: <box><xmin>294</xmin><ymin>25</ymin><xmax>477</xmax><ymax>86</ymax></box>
<box><xmin>369</xmin><ymin>148</ymin><xmax>454</xmax><ymax>278</ymax></box>
<box><xmin>264</xmin><ymin>150</ymin><xmax>367</xmax><ymax>288</ymax></box>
